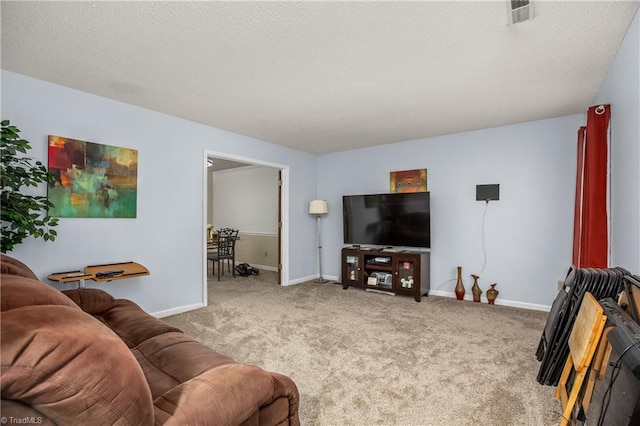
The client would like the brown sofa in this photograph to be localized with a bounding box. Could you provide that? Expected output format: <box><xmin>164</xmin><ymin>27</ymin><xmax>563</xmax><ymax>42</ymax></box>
<box><xmin>0</xmin><ymin>254</ymin><xmax>300</xmax><ymax>425</ymax></box>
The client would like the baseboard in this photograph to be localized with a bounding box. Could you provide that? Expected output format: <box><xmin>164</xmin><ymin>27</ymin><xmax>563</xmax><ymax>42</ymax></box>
<box><xmin>152</xmin><ymin>285</ymin><xmax>549</xmax><ymax>316</ymax></box>
<box><xmin>428</xmin><ymin>290</ymin><xmax>551</xmax><ymax>312</ymax></box>
<box><xmin>287</xmin><ymin>275</ymin><xmax>316</xmax><ymax>285</ymax></box>
<box><xmin>152</xmin><ymin>302</ymin><xmax>205</xmax><ymax>318</ymax></box>
<box><xmin>256</xmin><ymin>265</ymin><xmax>278</xmax><ymax>272</ymax></box>
<box><xmin>322</xmin><ymin>274</ymin><xmax>339</xmax><ymax>283</ymax></box>
<box><xmin>235</xmin><ymin>261</ymin><xmax>278</xmax><ymax>272</ymax></box>
<box><xmin>286</xmin><ymin>274</ymin><xmax>339</xmax><ymax>286</ymax></box>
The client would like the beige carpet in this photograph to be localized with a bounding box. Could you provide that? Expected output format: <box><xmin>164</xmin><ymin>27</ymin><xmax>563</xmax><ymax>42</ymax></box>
<box><xmin>164</xmin><ymin>270</ymin><xmax>561</xmax><ymax>425</ymax></box>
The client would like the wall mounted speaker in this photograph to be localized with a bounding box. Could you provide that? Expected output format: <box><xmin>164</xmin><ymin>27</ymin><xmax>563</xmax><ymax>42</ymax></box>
<box><xmin>476</xmin><ymin>184</ymin><xmax>500</xmax><ymax>201</ymax></box>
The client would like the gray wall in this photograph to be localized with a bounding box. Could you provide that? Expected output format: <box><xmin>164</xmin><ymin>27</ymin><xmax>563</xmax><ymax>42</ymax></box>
<box><xmin>1</xmin><ymin>71</ymin><xmax>318</xmax><ymax>316</ymax></box>
<box><xmin>317</xmin><ymin>115</ymin><xmax>581</xmax><ymax>310</ymax></box>
<box><xmin>594</xmin><ymin>9</ymin><xmax>640</xmax><ymax>273</ymax></box>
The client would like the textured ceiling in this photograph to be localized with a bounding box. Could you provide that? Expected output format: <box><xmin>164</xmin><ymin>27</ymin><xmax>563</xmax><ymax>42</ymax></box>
<box><xmin>2</xmin><ymin>1</ymin><xmax>638</xmax><ymax>154</ymax></box>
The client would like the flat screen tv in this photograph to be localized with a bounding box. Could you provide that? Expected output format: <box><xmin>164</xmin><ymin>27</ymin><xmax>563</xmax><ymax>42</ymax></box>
<box><xmin>343</xmin><ymin>192</ymin><xmax>430</xmax><ymax>248</ymax></box>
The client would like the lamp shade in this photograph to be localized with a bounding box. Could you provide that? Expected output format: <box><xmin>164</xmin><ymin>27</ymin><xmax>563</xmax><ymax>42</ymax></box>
<box><xmin>309</xmin><ymin>199</ymin><xmax>328</xmax><ymax>215</ymax></box>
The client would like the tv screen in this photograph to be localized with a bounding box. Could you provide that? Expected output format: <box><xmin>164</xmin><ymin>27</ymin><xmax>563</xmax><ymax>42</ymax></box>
<box><xmin>343</xmin><ymin>192</ymin><xmax>430</xmax><ymax>248</ymax></box>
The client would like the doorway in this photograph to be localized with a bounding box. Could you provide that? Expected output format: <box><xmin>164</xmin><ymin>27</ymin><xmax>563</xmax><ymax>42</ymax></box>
<box><xmin>202</xmin><ymin>150</ymin><xmax>289</xmax><ymax>305</ymax></box>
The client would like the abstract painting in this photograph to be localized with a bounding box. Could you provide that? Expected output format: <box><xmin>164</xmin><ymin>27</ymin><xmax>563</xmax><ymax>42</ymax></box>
<box><xmin>48</xmin><ymin>136</ymin><xmax>138</xmax><ymax>218</ymax></box>
<box><xmin>390</xmin><ymin>169</ymin><xmax>427</xmax><ymax>193</ymax></box>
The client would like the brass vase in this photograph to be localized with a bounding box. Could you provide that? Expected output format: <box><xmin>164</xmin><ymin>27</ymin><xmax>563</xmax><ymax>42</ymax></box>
<box><xmin>486</xmin><ymin>283</ymin><xmax>499</xmax><ymax>305</ymax></box>
<box><xmin>455</xmin><ymin>266</ymin><xmax>465</xmax><ymax>300</ymax></box>
<box><xmin>471</xmin><ymin>274</ymin><xmax>482</xmax><ymax>303</ymax></box>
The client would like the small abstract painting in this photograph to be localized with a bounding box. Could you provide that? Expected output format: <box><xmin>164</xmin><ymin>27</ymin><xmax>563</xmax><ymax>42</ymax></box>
<box><xmin>390</xmin><ymin>169</ymin><xmax>427</xmax><ymax>193</ymax></box>
<box><xmin>48</xmin><ymin>136</ymin><xmax>138</xmax><ymax>218</ymax></box>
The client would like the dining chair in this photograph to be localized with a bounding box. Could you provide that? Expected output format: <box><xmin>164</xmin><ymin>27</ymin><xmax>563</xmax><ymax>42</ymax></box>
<box><xmin>207</xmin><ymin>228</ymin><xmax>238</xmax><ymax>281</ymax></box>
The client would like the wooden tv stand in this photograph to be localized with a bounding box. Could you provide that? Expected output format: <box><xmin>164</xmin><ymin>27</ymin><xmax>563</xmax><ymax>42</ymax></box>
<box><xmin>341</xmin><ymin>247</ymin><xmax>430</xmax><ymax>302</ymax></box>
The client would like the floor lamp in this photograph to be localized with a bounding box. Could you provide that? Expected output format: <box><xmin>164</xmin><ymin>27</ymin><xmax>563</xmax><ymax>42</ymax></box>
<box><xmin>309</xmin><ymin>199</ymin><xmax>329</xmax><ymax>283</ymax></box>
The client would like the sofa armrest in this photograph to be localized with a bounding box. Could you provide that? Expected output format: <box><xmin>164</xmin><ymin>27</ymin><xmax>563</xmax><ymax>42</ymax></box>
<box><xmin>256</xmin><ymin>371</ymin><xmax>300</xmax><ymax>426</ymax></box>
<box><xmin>153</xmin><ymin>364</ymin><xmax>299</xmax><ymax>426</ymax></box>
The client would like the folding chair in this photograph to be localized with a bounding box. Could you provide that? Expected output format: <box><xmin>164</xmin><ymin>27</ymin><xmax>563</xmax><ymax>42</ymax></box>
<box><xmin>555</xmin><ymin>292</ymin><xmax>607</xmax><ymax>426</ymax></box>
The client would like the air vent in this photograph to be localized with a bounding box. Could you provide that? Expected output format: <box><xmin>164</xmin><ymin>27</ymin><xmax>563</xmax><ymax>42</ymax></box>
<box><xmin>508</xmin><ymin>0</ymin><xmax>532</xmax><ymax>24</ymax></box>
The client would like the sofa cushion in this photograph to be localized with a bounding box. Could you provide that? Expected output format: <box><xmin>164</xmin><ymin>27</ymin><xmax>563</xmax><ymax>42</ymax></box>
<box><xmin>95</xmin><ymin>299</ymin><xmax>184</xmax><ymax>348</ymax></box>
<box><xmin>131</xmin><ymin>331</ymin><xmax>235</xmax><ymax>399</ymax></box>
<box><xmin>1</xmin><ymin>304</ymin><xmax>154</xmax><ymax>425</ymax></box>
<box><xmin>1</xmin><ymin>275</ymin><xmax>80</xmax><ymax>312</ymax></box>
<box><xmin>0</xmin><ymin>400</ymin><xmax>57</xmax><ymax>426</ymax></box>
<box><xmin>0</xmin><ymin>254</ymin><xmax>38</xmax><ymax>280</ymax></box>
<box><xmin>63</xmin><ymin>288</ymin><xmax>117</xmax><ymax>315</ymax></box>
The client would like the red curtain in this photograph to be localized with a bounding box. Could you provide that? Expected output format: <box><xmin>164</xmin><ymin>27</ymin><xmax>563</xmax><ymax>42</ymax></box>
<box><xmin>572</xmin><ymin>126</ymin><xmax>586</xmax><ymax>266</ymax></box>
<box><xmin>572</xmin><ymin>104</ymin><xmax>610</xmax><ymax>268</ymax></box>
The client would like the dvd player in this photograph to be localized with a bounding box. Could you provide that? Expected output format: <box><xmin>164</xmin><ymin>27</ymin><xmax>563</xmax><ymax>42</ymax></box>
<box><xmin>367</xmin><ymin>257</ymin><xmax>391</xmax><ymax>264</ymax></box>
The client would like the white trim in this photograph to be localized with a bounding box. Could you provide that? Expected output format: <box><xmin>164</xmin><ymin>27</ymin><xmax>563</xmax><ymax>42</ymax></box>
<box><xmin>606</xmin><ymin>112</ymin><xmax>612</xmax><ymax>267</ymax></box>
<box><xmin>152</xmin><ymin>303</ymin><xmax>205</xmax><ymax>318</ymax></box>
<box><xmin>287</xmin><ymin>274</ymin><xmax>339</xmax><ymax>285</ymax></box>
<box><xmin>206</xmin><ymin>151</ymin><xmax>288</xmax><ymax>169</ymax></box>
<box><xmin>320</xmin><ymin>274</ymin><xmax>339</xmax><ymax>282</ymax></box>
<box><xmin>235</xmin><ymin>262</ymin><xmax>278</xmax><ymax>272</ymax></box>
<box><xmin>280</xmin><ymin>168</ymin><xmax>290</xmax><ymax>285</ymax></box>
<box><xmin>202</xmin><ymin>155</ymin><xmax>209</xmax><ymax>309</ymax></box>
<box><xmin>238</xmin><ymin>231</ymin><xmax>278</xmax><ymax>237</ymax></box>
<box><xmin>287</xmin><ymin>275</ymin><xmax>317</xmax><ymax>285</ymax></box>
<box><xmin>286</xmin><ymin>275</ymin><xmax>314</xmax><ymax>285</ymax></box>
<box><xmin>428</xmin><ymin>290</ymin><xmax>551</xmax><ymax>312</ymax></box>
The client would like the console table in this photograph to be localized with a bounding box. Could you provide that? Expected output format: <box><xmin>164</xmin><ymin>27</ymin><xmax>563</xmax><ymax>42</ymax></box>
<box><xmin>48</xmin><ymin>261</ymin><xmax>149</xmax><ymax>287</ymax></box>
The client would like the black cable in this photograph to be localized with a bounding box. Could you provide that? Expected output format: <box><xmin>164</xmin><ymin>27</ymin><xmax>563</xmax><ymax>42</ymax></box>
<box><xmin>478</xmin><ymin>200</ymin><xmax>489</xmax><ymax>275</ymax></box>
<box><xmin>597</xmin><ymin>339</ymin><xmax>640</xmax><ymax>426</ymax></box>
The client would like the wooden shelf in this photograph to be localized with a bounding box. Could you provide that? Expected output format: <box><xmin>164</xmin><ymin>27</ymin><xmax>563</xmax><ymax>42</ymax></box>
<box><xmin>85</xmin><ymin>261</ymin><xmax>149</xmax><ymax>282</ymax></box>
<box><xmin>47</xmin><ymin>270</ymin><xmax>94</xmax><ymax>283</ymax></box>
<box><xmin>48</xmin><ymin>261</ymin><xmax>149</xmax><ymax>284</ymax></box>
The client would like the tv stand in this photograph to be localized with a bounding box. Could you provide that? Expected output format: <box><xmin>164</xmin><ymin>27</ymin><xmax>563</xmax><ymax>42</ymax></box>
<box><xmin>341</xmin><ymin>247</ymin><xmax>430</xmax><ymax>302</ymax></box>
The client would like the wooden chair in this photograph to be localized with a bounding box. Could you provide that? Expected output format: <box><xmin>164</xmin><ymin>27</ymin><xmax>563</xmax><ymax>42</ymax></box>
<box><xmin>207</xmin><ymin>228</ymin><xmax>238</xmax><ymax>281</ymax></box>
<box><xmin>555</xmin><ymin>292</ymin><xmax>607</xmax><ymax>426</ymax></box>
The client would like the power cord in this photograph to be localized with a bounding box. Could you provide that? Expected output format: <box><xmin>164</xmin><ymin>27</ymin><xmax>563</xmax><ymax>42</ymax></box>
<box><xmin>478</xmin><ymin>200</ymin><xmax>489</xmax><ymax>275</ymax></box>
<box><xmin>597</xmin><ymin>339</ymin><xmax>640</xmax><ymax>426</ymax></box>
<box><xmin>436</xmin><ymin>277</ymin><xmax>457</xmax><ymax>291</ymax></box>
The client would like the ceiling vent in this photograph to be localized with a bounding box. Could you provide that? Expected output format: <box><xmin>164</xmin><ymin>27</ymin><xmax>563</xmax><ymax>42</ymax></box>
<box><xmin>508</xmin><ymin>0</ymin><xmax>533</xmax><ymax>25</ymax></box>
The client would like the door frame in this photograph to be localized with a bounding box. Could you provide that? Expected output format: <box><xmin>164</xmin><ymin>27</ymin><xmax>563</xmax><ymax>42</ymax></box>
<box><xmin>202</xmin><ymin>150</ymin><xmax>289</xmax><ymax>306</ymax></box>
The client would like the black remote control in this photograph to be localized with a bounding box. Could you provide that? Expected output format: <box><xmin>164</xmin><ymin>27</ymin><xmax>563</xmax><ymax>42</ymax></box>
<box><xmin>95</xmin><ymin>270</ymin><xmax>124</xmax><ymax>278</ymax></box>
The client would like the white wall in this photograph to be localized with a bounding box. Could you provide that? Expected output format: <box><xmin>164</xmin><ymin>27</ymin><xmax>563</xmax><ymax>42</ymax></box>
<box><xmin>211</xmin><ymin>166</ymin><xmax>278</xmax><ymax>233</ymax></box>
<box><xmin>1</xmin><ymin>71</ymin><xmax>319</xmax><ymax>316</ymax></box>
<box><xmin>594</xmin><ymin>9</ymin><xmax>640</xmax><ymax>273</ymax></box>
<box><xmin>318</xmin><ymin>115</ymin><xmax>583</xmax><ymax>309</ymax></box>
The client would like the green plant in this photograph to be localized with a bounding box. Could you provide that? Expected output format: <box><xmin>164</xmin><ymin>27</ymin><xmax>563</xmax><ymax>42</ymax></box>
<box><xmin>1</xmin><ymin>120</ymin><xmax>58</xmax><ymax>253</ymax></box>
